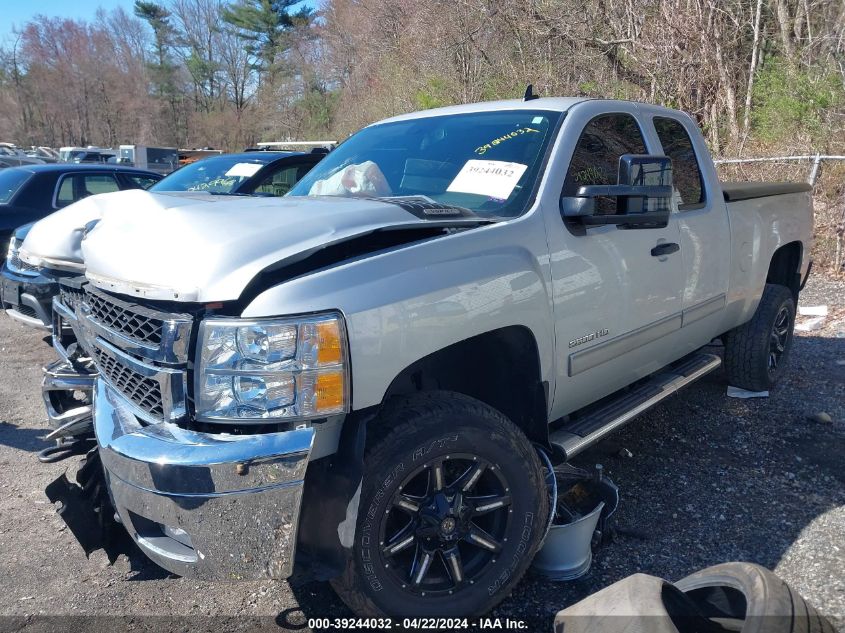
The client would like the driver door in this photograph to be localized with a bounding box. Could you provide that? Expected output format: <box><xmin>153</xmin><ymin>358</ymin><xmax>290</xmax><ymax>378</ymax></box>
<box><xmin>545</xmin><ymin>109</ymin><xmax>685</xmax><ymax>418</ymax></box>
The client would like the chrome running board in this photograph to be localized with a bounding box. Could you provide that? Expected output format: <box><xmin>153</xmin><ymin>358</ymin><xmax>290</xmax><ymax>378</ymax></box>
<box><xmin>550</xmin><ymin>353</ymin><xmax>722</xmax><ymax>461</ymax></box>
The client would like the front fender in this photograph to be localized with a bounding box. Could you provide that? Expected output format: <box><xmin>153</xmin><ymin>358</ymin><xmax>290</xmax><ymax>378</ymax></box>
<box><xmin>242</xmin><ymin>216</ymin><xmax>555</xmax><ymax>411</ymax></box>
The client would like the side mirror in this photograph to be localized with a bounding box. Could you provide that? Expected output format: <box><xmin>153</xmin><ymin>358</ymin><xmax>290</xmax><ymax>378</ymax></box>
<box><xmin>561</xmin><ymin>154</ymin><xmax>673</xmax><ymax>229</ymax></box>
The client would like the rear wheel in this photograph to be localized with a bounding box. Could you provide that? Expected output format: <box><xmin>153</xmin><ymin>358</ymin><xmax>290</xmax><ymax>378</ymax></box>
<box><xmin>724</xmin><ymin>284</ymin><xmax>796</xmax><ymax>392</ymax></box>
<box><xmin>331</xmin><ymin>392</ymin><xmax>548</xmax><ymax>617</ymax></box>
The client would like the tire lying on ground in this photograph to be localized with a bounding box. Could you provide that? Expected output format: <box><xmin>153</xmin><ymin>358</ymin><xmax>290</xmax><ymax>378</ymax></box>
<box><xmin>723</xmin><ymin>283</ymin><xmax>796</xmax><ymax>392</ymax></box>
<box><xmin>331</xmin><ymin>391</ymin><xmax>549</xmax><ymax>618</ymax></box>
<box><xmin>554</xmin><ymin>562</ymin><xmax>835</xmax><ymax>633</ymax></box>
<box><xmin>553</xmin><ymin>573</ymin><xmax>703</xmax><ymax>633</ymax></box>
<box><xmin>675</xmin><ymin>562</ymin><xmax>836</xmax><ymax>633</ymax></box>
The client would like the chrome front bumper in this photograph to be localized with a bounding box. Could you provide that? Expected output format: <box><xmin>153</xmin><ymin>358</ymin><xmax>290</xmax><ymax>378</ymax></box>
<box><xmin>94</xmin><ymin>379</ymin><xmax>314</xmax><ymax>580</ymax></box>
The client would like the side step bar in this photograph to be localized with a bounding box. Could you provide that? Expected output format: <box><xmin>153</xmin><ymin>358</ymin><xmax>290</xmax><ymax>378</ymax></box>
<box><xmin>550</xmin><ymin>353</ymin><xmax>722</xmax><ymax>461</ymax></box>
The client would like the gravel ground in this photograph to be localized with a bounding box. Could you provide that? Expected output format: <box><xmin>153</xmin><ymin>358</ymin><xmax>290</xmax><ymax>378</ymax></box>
<box><xmin>0</xmin><ymin>273</ymin><xmax>843</xmax><ymax>631</ymax></box>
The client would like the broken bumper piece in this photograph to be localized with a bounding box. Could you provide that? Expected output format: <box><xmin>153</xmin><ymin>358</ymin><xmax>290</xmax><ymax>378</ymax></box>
<box><xmin>93</xmin><ymin>379</ymin><xmax>314</xmax><ymax>580</ymax></box>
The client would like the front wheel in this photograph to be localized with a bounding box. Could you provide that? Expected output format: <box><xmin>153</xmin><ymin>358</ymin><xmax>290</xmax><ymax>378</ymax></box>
<box><xmin>331</xmin><ymin>392</ymin><xmax>548</xmax><ymax>618</ymax></box>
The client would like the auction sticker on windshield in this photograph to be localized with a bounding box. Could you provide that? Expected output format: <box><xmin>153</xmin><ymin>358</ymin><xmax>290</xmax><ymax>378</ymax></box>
<box><xmin>447</xmin><ymin>160</ymin><xmax>527</xmax><ymax>200</ymax></box>
<box><xmin>225</xmin><ymin>163</ymin><xmax>264</xmax><ymax>178</ymax></box>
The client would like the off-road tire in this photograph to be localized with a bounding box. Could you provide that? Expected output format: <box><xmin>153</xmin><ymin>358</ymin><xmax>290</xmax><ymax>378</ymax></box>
<box><xmin>676</xmin><ymin>562</ymin><xmax>836</xmax><ymax>633</ymax></box>
<box><xmin>723</xmin><ymin>283</ymin><xmax>796</xmax><ymax>392</ymax></box>
<box><xmin>330</xmin><ymin>392</ymin><xmax>548</xmax><ymax>618</ymax></box>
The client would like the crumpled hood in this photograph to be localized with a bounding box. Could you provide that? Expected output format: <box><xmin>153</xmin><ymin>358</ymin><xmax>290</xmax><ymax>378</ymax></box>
<box><xmin>19</xmin><ymin>189</ymin><xmax>218</xmax><ymax>270</ymax></box>
<box><xmin>79</xmin><ymin>190</ymin><xmax>480</xmax><ymax>302</ymax></box>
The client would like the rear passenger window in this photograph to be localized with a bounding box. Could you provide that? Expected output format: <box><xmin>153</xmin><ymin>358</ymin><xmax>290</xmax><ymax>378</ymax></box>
<box><xmin>653</xmin><ymin>117</ymin><xmax>705</xmax><ymax>209</ymax></box>
<box><xmin>55</xmin><ymin>174</ymin><xmax>120</xmax><ymax>207</ymax></box>
<box><xmin>563</xmin><ymin>114</ymin><xmax>648</xmax><ymax>214</ymax></box>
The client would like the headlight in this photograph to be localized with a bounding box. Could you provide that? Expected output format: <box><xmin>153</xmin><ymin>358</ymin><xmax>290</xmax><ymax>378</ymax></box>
<box><xmin>6</xmin><ymin>237</ymin><xmax>39</xmax><ymax>276</ymax></box>
<box><xmin>195</xmin><ymin>312</ymin><xmax>348</xmax><ymax>422</ymax></box>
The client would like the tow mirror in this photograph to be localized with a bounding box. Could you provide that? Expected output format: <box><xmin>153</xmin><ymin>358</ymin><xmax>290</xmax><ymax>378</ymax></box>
<box><xmin>561</xmin><ymin>154</ymin><xmax>673</xmax><ymax>229</ymax></box>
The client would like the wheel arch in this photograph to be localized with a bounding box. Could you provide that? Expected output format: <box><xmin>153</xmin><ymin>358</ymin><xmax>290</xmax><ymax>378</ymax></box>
<box><xmin>380</xmin><ymin>325</ymin><xmax>550</xmax><ymax>446</ymax></box>
<box><xmin>766</xmin><ymin>241</ymin><xmax>803</xmax><ymax>300</ymax></box>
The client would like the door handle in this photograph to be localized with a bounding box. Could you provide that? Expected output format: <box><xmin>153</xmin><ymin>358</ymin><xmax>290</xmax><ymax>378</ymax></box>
<box><xmin>651</xmin><ymin>242</ymin><xmax>680</xmax><ymax>257</ymax></box>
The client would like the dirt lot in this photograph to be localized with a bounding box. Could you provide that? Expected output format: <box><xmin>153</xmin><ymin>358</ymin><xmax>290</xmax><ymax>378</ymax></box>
<box><xmin>0</xmin><ymin>273</ymin><xmax>843</xmax><ymax>632</ymax></box>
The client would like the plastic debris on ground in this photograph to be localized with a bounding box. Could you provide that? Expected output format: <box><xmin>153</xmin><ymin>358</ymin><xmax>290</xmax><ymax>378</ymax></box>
<box><xmin>795</xmin><ymin>316</ymin><xmax>827</xmax><ymax>332</ymax></box>
<box><xmin>798</xmin><ymin>305</ymin><xmax>829</xmax><ymax>317</ymax></box>
<box><xmin>727</xmin><ymin>385</ymin><xmax>769</xmax><ymax>399</ymax></box>
<box><xmin>794</xmin><ymin>304</ymin><xmax>828</xmax><ymax>332</ymax></box>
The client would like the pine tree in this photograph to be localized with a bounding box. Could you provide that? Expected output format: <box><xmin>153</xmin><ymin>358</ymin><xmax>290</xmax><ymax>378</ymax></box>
<box><xmin>221</xmin><ymin>0</ymin><xmax>313</xmax><ymax>81</ymax></box>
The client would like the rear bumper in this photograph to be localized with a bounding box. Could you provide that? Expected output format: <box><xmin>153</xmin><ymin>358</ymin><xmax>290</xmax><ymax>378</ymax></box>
<box><xmin>94</xmin><ymin>379</ymin><xmax>314</xmax><ymax>580</ymax></box>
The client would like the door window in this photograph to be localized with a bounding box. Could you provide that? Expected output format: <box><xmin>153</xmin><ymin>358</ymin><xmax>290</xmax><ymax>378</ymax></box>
<box><xmin>653</xmin><ymin>117</ymin><xmax>705</xmax><ymax>209</ymax></box>
<box><xmin>563</xmin><ymin>114</ymin><xmax>648</xmax><ymax>214</ymax></box>
<box><xmin>55</xmin><ymin>174</ymin><xmax>120</xmax><ymax>207</ymax></box>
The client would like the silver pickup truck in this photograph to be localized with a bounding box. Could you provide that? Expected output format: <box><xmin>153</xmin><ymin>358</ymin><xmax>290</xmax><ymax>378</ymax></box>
<box><xmin>30</xmin><ymin>97</ymin><xmax>812</xmax><ymax>618</ymax></box>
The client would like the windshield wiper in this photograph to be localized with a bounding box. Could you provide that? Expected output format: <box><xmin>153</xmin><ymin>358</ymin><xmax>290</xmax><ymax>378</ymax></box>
<box><xmin>369</xmin><ymin>195</ymin><xmax>495</xmax><ymax>222</ymax></box>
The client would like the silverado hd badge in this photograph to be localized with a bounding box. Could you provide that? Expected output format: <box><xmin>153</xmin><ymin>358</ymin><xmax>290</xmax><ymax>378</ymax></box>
<box><xmin>569</xmin><ymin>328</ymin><xmax>610</xmax><ymax>348</ymax></box>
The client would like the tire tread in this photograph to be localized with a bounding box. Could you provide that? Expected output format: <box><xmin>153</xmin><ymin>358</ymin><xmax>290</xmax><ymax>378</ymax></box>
<box><xmin>331</xmin><ymin>391</ymin><xmax>548</xmax><ymax>617</ymax></box>
<box><xmin>723</xmin><ymin>284</ymin><xmax>795</xmax><ymax>392</ymax></box>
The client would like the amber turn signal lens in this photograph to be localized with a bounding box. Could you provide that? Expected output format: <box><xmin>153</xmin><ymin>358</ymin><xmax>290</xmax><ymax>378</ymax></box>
<box><xmin>316</xmin><ymin>320</ymin><xmax>343</xmax><ymax>365</ymax></box>
<box><xmin>314</xmin><ymin>371</ymin><xmax>345</xmax><ymax>413</ymax></box>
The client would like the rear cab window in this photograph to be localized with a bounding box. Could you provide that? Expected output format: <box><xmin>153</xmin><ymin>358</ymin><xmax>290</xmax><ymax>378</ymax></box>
<box><xmin>0</xmin><ymin>169</ymin><xmax>32</xmax><ymax>204</ymax></box>
<box><xmin>562</xmin><ymin>113</ymin><xmax>648</xmax><ymax>215</ymax></box>
<box><xmin>653</xmin><ymin>117</ymin><xmax>705</xmax><ymax>210</ymax></box>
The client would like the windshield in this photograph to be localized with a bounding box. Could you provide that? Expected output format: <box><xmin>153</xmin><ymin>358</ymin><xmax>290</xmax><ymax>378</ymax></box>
<box><xmin>150</xmin><ymin>155</ymin><xmax>271</xmax><ymax>194</ymax></box>
<box><xmin>0</xmin><ymin>169</ymin><xmax>31</xmax><ymax>204</ymax></box>
<box><xmin>288</xmin><ymin>110</ymin><xmax>562</xmax><ymax>217</ymax></box>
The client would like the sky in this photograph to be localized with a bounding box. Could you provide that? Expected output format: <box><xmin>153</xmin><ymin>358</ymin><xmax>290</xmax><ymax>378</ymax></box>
<box><xmin>0</xmin><ymin>0</ymin><xmax>317</xmax><ymax>45</ymax></box>
<box><xmin>1</xmin><ymin>0</ymin><xmax>135</xmax><ymax>43</ymax></box>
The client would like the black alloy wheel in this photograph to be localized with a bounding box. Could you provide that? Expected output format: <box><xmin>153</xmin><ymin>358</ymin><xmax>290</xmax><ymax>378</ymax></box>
<box><xmin>768</xmin><ymin>305</ymin><xmax>791</xmax><ymax>374</ymax></box>
<box><xmin>379</xmin><ymin>454</ymin><xmax>512</xmax><ymax>595</ymax></box>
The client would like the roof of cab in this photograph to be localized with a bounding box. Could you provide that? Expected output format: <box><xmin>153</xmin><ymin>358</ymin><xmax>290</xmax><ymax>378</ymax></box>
<box><xmin>375</xmin><ymin>97</ymin><xmax>592</xmax><ymax>125</ymax></box>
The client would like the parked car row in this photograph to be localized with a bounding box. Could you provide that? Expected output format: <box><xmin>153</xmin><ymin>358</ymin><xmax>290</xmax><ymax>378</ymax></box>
<box><xmin>0</xmin><ymin>143</ymin><xmax>48</xmax><ymax>168</ymax></box>
<box><xmin>2</xmin><ymin>97</ymin><xmax>814</xmax><ymax>620</ymax></box>
<box><xmin>1</xmin><ymin>151</ymin><xmax>323</xmax><ymax>329</ymax></box>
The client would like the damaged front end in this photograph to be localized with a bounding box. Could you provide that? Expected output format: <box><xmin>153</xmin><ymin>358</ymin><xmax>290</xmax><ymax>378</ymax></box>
<box><xmin>41</xmin><ymin>279</ymin><xmax>321</xmax><ymax>581</ymax></box>
<box><xmin>38</xmin><ymin>279</ymin><xmax>98</xmax><ymax>463</ymax></box>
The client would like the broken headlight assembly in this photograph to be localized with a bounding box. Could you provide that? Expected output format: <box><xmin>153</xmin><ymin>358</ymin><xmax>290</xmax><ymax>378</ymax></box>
<box><xmin>195</xmin><ymin>312</ymin><xmax>348</xmax><ymax>422</ymax></box>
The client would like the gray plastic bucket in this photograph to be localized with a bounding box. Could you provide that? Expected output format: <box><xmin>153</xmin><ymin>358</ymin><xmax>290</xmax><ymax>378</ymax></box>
<box><xmin>531</xmin><ymin>501</ymin><xmax>604</xmax><ymax>581</ymax></box>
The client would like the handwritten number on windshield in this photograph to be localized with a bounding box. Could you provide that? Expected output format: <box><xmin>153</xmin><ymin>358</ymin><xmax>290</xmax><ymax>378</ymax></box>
<box><xmin>475</xmin><ymin>127</ymin><xmax>540</xmax><ymax>156</ymax></box>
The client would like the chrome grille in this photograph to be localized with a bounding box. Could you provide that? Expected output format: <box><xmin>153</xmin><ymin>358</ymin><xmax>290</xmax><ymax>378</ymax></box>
<box><xmin>78</xmin><ymin>287</ymin><xmax>192</xmax><ymax>424</ymax></box>
<box><xmin>92</xmin><ymin>347</ymin><xmax>165</xmax><ymax>417</ymax></box>
<box><xmin>86</xmin><ymin>289</ymin><xmax>164</xmax><ymax>345</ymax></box>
